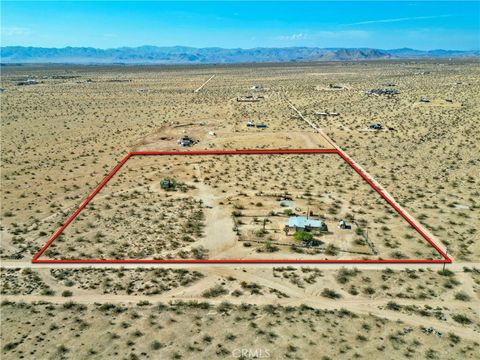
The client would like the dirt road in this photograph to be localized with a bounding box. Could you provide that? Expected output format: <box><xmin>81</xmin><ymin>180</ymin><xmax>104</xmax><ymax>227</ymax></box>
<box><xmin>194</xmin><ymin>74</ymin><xmax>215</xmax><ymax>93</ymax></box>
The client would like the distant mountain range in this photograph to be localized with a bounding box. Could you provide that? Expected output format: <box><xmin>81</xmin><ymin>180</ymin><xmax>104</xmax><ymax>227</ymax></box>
<box><xmin>1</xmin><ymin>46</ymin><xmax>478</xmax><ymax>64</ymax></box>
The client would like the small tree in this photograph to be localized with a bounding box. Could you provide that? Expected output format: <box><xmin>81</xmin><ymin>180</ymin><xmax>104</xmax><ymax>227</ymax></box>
<box><xmin>293</xmin><ymin>231</ymin><xmax>313</xmax><ymax>243</ymax></box>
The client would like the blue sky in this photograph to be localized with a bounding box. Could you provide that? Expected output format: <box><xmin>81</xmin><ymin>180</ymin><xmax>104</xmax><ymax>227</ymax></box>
<box><xmin>1</xmin><ymin>1</ymin><xmax>479</xmax><ymax>50</ymax></box>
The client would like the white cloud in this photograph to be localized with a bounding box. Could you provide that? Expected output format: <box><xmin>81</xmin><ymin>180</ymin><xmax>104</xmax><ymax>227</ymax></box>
<box><xmin>345</xmin><ymin>14</ymin><xmax>453</xmax><ymax>26</ymax></box>
<box><xmin>278</xmin><ymin>33</ymin><xmax>306</xmax><ymax>41</ymax></box>
<box><xmin>1</xmin><ymin>27</ymin><xmax>31</xmax><ymax>36</ymax></box>
<box><xmin>277</xmin><ymin>30</ymin><xmax>370</xmax><ymax>42</ymax></box>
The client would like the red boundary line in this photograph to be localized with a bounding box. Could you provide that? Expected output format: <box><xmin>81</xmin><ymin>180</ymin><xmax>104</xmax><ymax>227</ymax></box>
<box><xmin>32</xmin><ymin>149</ymin><xmax>451</xmax><ymax>264</ymax></box>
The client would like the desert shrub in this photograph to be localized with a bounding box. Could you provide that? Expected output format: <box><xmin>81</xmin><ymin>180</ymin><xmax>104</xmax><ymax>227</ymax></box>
<box><xmin>386</xmin><ymin>301</ymin><xmax>401</xmax><ymax>311</ymax></box>
<box><xmin>325</xmin><ymin>244</ymin><xmax>338</xmax><ymax>256</ymax></box>
<box><xmin>61</xmin><ymin>290</ymin><xmax>73</xmax><ymax>297</ymax></box>
<box><xmin>240</xmin><ymin>281</ymin><xmax>262</xmax><ymax>295</ymax></box>
<box><xmin>454</xmin><ymin>292</ymin><xmax>470</xmax><ymax>301</ymax></box>
<box><xmin>448</xmin><ymin>333</ymin><xmax>461</xmax><ymax>344</ymax></box>
<box><xmin>203</xmin><ymin>335</ymin><xmax>213</xmax><ymax>343</ymax></box>
<box><xmin>263</xmin><ymin>240</ymin><xmax>279</xmax><ymax>252</ymax></box>
<box><xmin>321</xmin><ymin>288</ymin><xmax>341</xmax><ymax>299</ymax></box>
<box><xmin>438</xmin><ymin>269</ymin><xmax>455</xmax><ymax>277</ymax></box>
<box><xmin>336</xmin><ymin>268</ymin><xmax>359</xmax><ymax>284</ymax></box>
<box><xmin>150</xmin><ymin>340</ymin><xmax>165</xmax><ymax>350</ymax></box>
<box><xmin>3</xmin><ymin>342</ymin><xmax>19</xmax><ymax>351</ymax></box>
<box><xmin>202</xmin><ymin>285</ymin><xmax>228</xmax><ymax>298</ymax></box>
<box><xmin>40</xmin><ymin>289</ymin><xmax>55</xmax><ymax>296</ymax></box>
<box><xmin>452</xmin><ymin>314</ymin><xmax>472</xmax><ymax>325</ymax></box>
<box><xmin>231</xmin><ymin>289</ymin><xmax>243</xmax><ymax>297</ymax></box>
<box><xmin>363</xmin><ymin>286</ymin><xmax>375</xmax><ymax>295</ymax></box>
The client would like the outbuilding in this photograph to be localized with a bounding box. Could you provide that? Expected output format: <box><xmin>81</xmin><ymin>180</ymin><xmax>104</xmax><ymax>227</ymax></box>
<box><xmin>177</xmin><ymin>135</ymin><xmax>196</xmax><ymax>147</ymax></box>
<box><xmin>369</xmin><ymin>123</ymin><xmax>383</xmax><ymax>130</ymax></box>
<box><xmin>338</xmin><ymin>219</ymin><xmax>352</xmax><ymax>230</ymax></box>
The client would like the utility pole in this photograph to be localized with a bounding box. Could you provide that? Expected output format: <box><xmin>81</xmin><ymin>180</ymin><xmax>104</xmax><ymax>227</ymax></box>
<box><xmin>442</xmin><ymin>248</ymin><xmax>448</xmax><ymax>273</ymax></box>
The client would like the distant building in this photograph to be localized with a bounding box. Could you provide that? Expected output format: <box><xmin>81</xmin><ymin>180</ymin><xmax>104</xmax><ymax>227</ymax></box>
<box><xmin>369</xmin><ymin>123</ymin><xmax>383</xmax><ymax>130</ymax></box>
<box><xmin>366</xmin><ymin>89</ymin><xmax>399</xmax><ymax>96</ymax></box>
<box><xmin>17</xmin><ymin>79</ymin><xmax>38</xmax><ymax>86</ymax></box>
<box><xmin>287</xmin><ymin>216</ymin><xmax>327</xmax><ymax>232</ymax></box>
<box><xmin>315</xmin><ymin>111</ymin><xmax>338</xmax><ymax>116</ymax></box>
<box><xmin>160</xmin><ymin>178</ymin><xmax>175</xmax><ymax>190</ymax></box>
<box><xmin>237</xmin><ymin>95</ymin><xmax>263</xmax><ymax>102</ymax></box>
<box><xmin>329</xmin><ymin>84</ymin><xmax>345</xmax><ymax>89</ymax></box>
<box><xmin>177</xmin><ymin>135</ymin><xmax>196</xmax><ymax>147</ymax></box>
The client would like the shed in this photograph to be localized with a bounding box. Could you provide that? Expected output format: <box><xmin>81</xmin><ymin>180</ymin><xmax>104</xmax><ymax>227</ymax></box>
<box><xmin>338</xmin><ymin>219</ymin><xmax>352</xmax><ymax>230</ymax></box>
<box><xmin>160</xmin><ymin>178</ymin><xmax>175</xmax><ymax>190</ymax></box>
<box><xmin>178</xmin><ymin>135</ymin><xmax>195</xmax><ymax>147</ymax></box>
<box><xmin>369</xmin><ymin>123</ymin><xmax>383</xmax><ymax>130</ymax></box>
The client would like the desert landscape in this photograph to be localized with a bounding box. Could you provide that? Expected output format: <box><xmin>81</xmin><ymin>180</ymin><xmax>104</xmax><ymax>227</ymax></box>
<box><xmin>1</xmin><ymin>59</ymin><xmax>479</xmax><ymax>359</ymax></box>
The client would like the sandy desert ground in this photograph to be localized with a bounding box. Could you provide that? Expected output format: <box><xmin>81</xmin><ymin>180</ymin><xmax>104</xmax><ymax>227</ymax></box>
<box><xmin>1</xmin><ymin>60</ymin><xmax>479</xmax><ymax>359</ymax></box>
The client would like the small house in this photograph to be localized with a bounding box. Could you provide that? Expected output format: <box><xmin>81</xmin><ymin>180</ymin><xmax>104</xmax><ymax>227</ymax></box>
<box><xmin>287</xmin><ymin>216</ymin><xmax>328</xmax><ymax>232</ymax></box>
<box><xmin>256</xmin><ymin>123</ymin><xmax>267</xmax><ymax>129</ymax></box>
<box><xmin>246</xmin><ymin>121</ymin><xmax>255</xmax><ymax>128</ymax></box>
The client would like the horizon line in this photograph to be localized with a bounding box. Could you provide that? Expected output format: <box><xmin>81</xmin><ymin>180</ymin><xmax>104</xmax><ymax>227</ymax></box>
<box><xmin>1</xmin><ymin>45</ymin><xmax>479</xmax><ymax>52</ymax></box>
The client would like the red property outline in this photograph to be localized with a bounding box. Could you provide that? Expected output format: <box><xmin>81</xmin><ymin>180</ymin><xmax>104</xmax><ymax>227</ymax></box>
<box><xmin>32</xmin><ymin>149</ymin><xmax>451</xmax><ymax>264</ymax></box>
